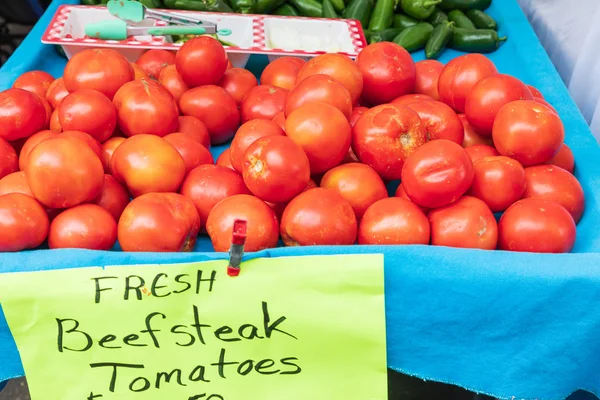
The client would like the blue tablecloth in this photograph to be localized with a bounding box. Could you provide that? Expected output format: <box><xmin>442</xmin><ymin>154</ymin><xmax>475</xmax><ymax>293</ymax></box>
<box><xmin>2</xmin><ymin>1</ymin><xmax>600</xmax><ymax>399</ymax></box>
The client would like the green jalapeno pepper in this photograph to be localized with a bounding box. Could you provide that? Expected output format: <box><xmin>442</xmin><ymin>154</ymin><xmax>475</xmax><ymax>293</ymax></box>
<box><xmin>393</xmin><ymin>13</ymin><xmax>418</xmax><ymax>29</ymax></box>
<box><xmin>164</xmin><ymin>0</ymin><xmax>233</xmax><ymax>12</ymax></box>
<box><xmin>369</xmin><ymin>0</ymin><xmax>395</xmax><ymax>31</ymax></box>
<box><xmin>393</xmin><ymin>21</ymin><xmax>433</xmax><ymax>52</ymax></box>
<box><xmin>290</xmin><ymin>0</ymin><xmax>323</xmax><ymax>17</ymax></box>
<box><xmin>400</xmin><ymin>0</ymin><xmax>441</xmax><ymax>20</ymax></box>
<box><xmin>425</xmin><ymin>20</ymin><xmax>452</xmax><ymax>59</ymax></box>
<box><xmin>448</xmin><ymin>9</ymin><xmax>475</xmax><ymax>29</ymax></box>
<box><xmin>274</xmin><ymin>3</ymin><xmax>301</xmax><ymax>15</ymax></box>
<box><xmin>439</xmin><ymin>0</ymin><xmax>491</xmax><ymax>10</ymax></box>
<box><xmin>449</xmin><ymin>27</ymin><xmax>506</xmax><ymax>53</ymax></box>
<box><xmin>255</xmin><ymin>0</ymin><xmax>286</xmax><ymax>14</ymax></box>
<box><xmin>343</xmin><ymin>0</ymin><xmax>374</xmax><ymax>30</ymax></box>
<box><xmin>81</xmin><ymin>0</ymin><xmax>100</xmax><ymax>5</ymax></box>
<box><xmin>368</xmin><ymin>27</ymin><xmax>402</xmax><ymax>43</ymax></box>
<box><xmin>465</xmin><ymin>9</ymin><xmax>497</xmax><ymax>30</ymax></box>
<box><xmin>322</xmin><ymin>0</ymin><xmax>340</xmax><ymax>17</ymax></box>
<box><xmin>427</xmin><ymin>8</ymin><xmax>447</xmax><ymax>24</ymax></box>
<box><xmin>230</xmin><ymin>0</ymin><xmax>256</xmax><ymax>13</ymax></box>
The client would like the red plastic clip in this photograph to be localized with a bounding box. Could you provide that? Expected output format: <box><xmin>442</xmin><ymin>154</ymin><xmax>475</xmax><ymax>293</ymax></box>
<box><xmin>227</xmin><ymin>219</ymin><xmax>247</xmax><ymax>277</ymax></box>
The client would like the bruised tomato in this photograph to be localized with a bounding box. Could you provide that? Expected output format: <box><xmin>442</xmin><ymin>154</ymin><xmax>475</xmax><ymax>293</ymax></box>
<box><xmin>272</xmin><ymin>112</ymin><xmax>286</xmax><ymax>132</ymax></box>
<box><xmin>349</xmin><ymin>106</ymin><xmax>368</xmax><ymax>128</ymax></box>
<box><xmin>470</xmin><ymin>156</ymin><xmax>526</xmax><ymax>212</ymax></box>
<box><xmin>0</xmin><ymin>171</ymin><xmax>33</xmax><ymax>197</ymax></box>
<box><xmin>0</xmin><ymin>193</ymin><xmax>49</xmax><ymax>251</ymax></box>
<box><xmin>391</xmin><ymin>94</ymin><xmax>436</xmax><ymax>107</ymax></box>
<box><xmin>177</xmin><ymin>116</ymin><xmax>211</xmax><ymax>149</ymax></box>
<box><xmin>164</xmin><ymin>132</ymin><xmax>214</xmax><ymax>173</ymax></box>
<box><xmin>60</xmin><ymin>130</ymin><xmax>103</xmax><ymax>161</ymax></box>
<box><xmin>465</xmin><ymin>144</ymin><xmax>499</xmax><ymax>163</ymax></box>
<box><xmin>230</xmin><ymin>119</ymin><xmax>284</xmax><ymax>172</ymax></box>
<box><xmin>240</xmin><ymin>85</ymin><xmax>288</xmax><ymax>123</ymax></box>
<box><xmin>219</xmin><ymin>68</ymin><xmax>258</xmax><ymax>105</ymax></box>
<box><xmin>527</xmin><ymin>85</ymin><xmax>543</xmax><ymax>98</ymax></box>
<box><xmin>284</xmin><ymin>74</ymin><xmax>352</xmax><ymax>119</ymax></box>
<box><xmin>13</xmin><ymin>70</ymin><xmax>54</xmax><ymax>100</ymax></box>
<box><xmin>119</xmin><ymin>192</ymin><xmax>201</xmax><ymax>252</ymax></box>
<box><xmin>176</xmin><ymin>36</ymin><xmax>227</xmax><ymax>87</ymax></box>
<box><xmin>101</xmin><ymin>137</ymin><xmax>125</xmax><ymax>173</ymax></box>
<box><xmin>0</xmin><ymin>138</ymin><xmax>18</xmax><ymax>179</ymax></box>
<box><xmin>414</xmin><ymin>60</ymin><xmax>443</xmax><ymax>100</ymax></box>
<box><xmin>260</xmin><ymin>56</ymin><xmax>306</xmax><ymax>90</ymax></box>
<box><xmin>92</xmin><ymin>174</ymin><xmax>130</xmax><ymax>221</ymax></box>
<box><xmin>45</xmin><ymin>77</ymin><xmax>69</xmax><ymax>109</ymax></box>
<box><xmin>58</xmin><ymin>89</ymin><xmax>117</xmax><ymax>142</ymax></box>
<box><xmin>18</xmin><ymin>130</ymin><xmax>59</xmax><ymax>171</ymax></box>
<box><xmin>545</xmin><ymin>144</ymin><xmax>575</xmax><ymax>173</ymax></box>
<box><xmin>459</xmin><ymin>114</ymin><xmax>493</xmax><ymax>147</ymax></box>
<box><xmin>136</xmin><ymin>49</ymin><xmax>176</xmax><ymax>79</ymax></box>
<box><xmin>158</xmin><ymin>65</ymin><xmax>189</xmax><ymax>103</ymax></box>
<box><xmin>0</xmin><ymin>89</ymin><xmax>46</xmax><ymax>141</ymax></box>
<box><xmin>405</xmin><ymin>100</ymin><xmax>464</xmax><ymax>144</ymax></box>
<box><xmin>49</xmin><ymin>204</ymin><xmax>117</xmax><ymax>250</ymax></box>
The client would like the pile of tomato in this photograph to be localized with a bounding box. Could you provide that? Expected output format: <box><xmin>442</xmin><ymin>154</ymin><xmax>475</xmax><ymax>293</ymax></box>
<box><xmin>0</xmin><ymin>37</ymin><xmax>584</xmax><ymax>254</ymax></box>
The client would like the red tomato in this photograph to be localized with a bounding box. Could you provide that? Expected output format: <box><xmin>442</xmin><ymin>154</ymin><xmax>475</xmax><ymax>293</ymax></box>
<box><xmin>353</xmin><ymin>104</ymin><xmax>426</xmax><ymax>180</ymax></box>
<box><xmin>498</xmin><ymin>198</ymin><xmax>576</xmax><ymax>253</ymax></box>
<box><xmin>358</xmin><ymin>197</ymin><xmax>430</xmax><ymax>245</ymax></box>
<box><xmin>281</xmin><ymin>187</ymin><xmax>357</xmax><ymax>245</ymax></box>
<box><xmin>240</xmin><ymin>85</ymin><xmax>288</xmax><ymax>123</ymax></box>
<box><xmin>391</xmin><ymin>93</ymin><xmax>436</xmax><ymax>107</ymax></box>
<box><xmin>230</xmin><ymin>119</ymin><xmax>284</xmax><ymax>172</ymax></box>
<box><xmin>227</xmin><ymin>59</ymin><xmax>233</xmax><ymax>69</ymax></box>
<box><xmin>438</xmin><ymin>54</ymin><xmax>498</xmax><ymax>113</ymax></box>
<box><xmin>118</xmin><ymin>192</ymin><xmax>201</xmax><ymax>252</ymax></box>
<box><xmin>206</xmin><ymin>194</ymin><xmax>279</xmax><ymax>252</ymax></box>
<box><xmin>0</xmin><ymin>171</ymin><xmax>33</xmax><ymax>197</ymax></box>
<box><xmin>429</xmin><ymin>196</ymin><xmax>498</xmax><ymax>250</ymax></box>
<box><xmin>528</xmin><ymin>85</ymin><xmax>543</xmax><ymax>98</ymax></box>
<box><xmin>219</xmin><ymin>68</ymin><xmax>258</xmax><ymax>105</ymax></box>
<box><xmin>177</xmin><ymin>116</ymin><xmax>211</xmax><ymax>149</ymax></box>
<box><xmin>101</xmin><ymin>137</ymin><xmax>125</xmax><ymax>173</ymax></box>
<box><xmin>26</xmin><ymin>137</ymin><xmax>104</xmax><ymax>208</ymax></box>
<box><xmin>459</xmin><ymin>113</ymin><xmax>493</xmax><ymax>147</ymax></box>
<box><xmin>164</xmin><ymin>132</ymin><xmax>214</xmax><ymax>173</ymax></box>
<box><xmin>320</xmin><ymin>163</ymin><xmax>387</xmax><ymax>220</ymax></box>
<box><xmin>493</xmin><ymin>100</ymin><xmax>564</xmax><ymax>166</ymax></box>
<box><xmin>131</xmin><ymin>62</ymin><xmax>148</xmax><ymax>80</ymax></box>
<box><xmin>533</xmin><ymin>97</ymin><xmax>557</xmax><ymax>114</ymax></box>
<box><xmin>18</xmin><ymin>130</ymin><xmax>59</xmax><ymax>171</ymax></box>
<box><xmin>402</xmin><ymin>139</ymin><xmax>474</xmax><ymax>209</ymax></box>
<box><xmin>48</xmin><ymin>204</ymin><xmax>117</xmax><ymax>250</ymax></box>
<box><xmin>111</xmin><ymin>134</ymin><xmax>186</xmax><ymax>197</ymax></box>
<box><xmin>158</xmin><ymin>65</ymin><xmax>189</xmax><ymax>103</ymax></box>
<box><xmin>285</xmin><ymin>102</ymin><xmax>351</xmax><ymax>174</ymax></box>
<box><xmin>63</xmin><ymin>49</ymin><xmax>133</xmax><ymax>99</ymax></box>
<box><xmin>50</xmin><ymin>109</ymin><xmax>62</xmax><ymax>133</ymax></box>
<box><xmin>522</xmin><ymin>164</ymin><xmax>585</xmax><ymax>222</ymax></box>
<box><xmin>272</xmin><ymin>111</ymin><xmax>286</xmax><ymax>132</ymax></box>
<box><xmin>405</xmin><ymin>100</ymin><xmax>463</xmax><ymax>144</ymax></box>
<box><xmin>296</xmin><ymin>53</ymin><xmax>363</xmax><ymax>104</ymax></box>
<box><xmin>40</xmin><ymin>97</ymin><xmax>52</xmax><ymax>127</ymax></box>
<box><xmin>45</xmin><ymin>77</ymin><xmax>69</xmax><ymax>109</ymax></box>
<box><xmin>0</xmin><ymin>193</ymin><xmax>49</xmax><ymax>251</ymax></box>
<box><xmin>342</xmin><ymin>147</ymin><xmax>360</xmax><ymax>164</ymax></box>
<box><xmin>180</xmin><ymin>85</ymin><xmax>240</xmax><ymax>145</ymax></box>
<box><xmin>395</xmin><ymin>182</ymin><xmax>428</xmax><ymax>213</ymax></box>
<box><xmin>0</xmin><ymin>89</ymin><xmax>47</xmax><ymax>141</ymax></box>
<box><xmin>470</xmin><ymin>156</ymin><xmax>526</xmax><ymax>212</ymax></box>
<box><xmin>465</xmin><ymin>144</ymin><xmax>499</xmax><ymax>163</ymax></box>
<box><xmin>545</xmin><ymin>144</ymin><xmax>574</xmax><ymax>173</ymax></box>
<box><xmin>92</xmin><ymin>174</ymin><xmax>130</xmax><ymax>221</ymax></box>
<box><xmin>465</xmin><ymin>74</ymin><xmax>533</xmax><ymax>136</ymax></box>
<box><xmin>284</xmin><ymin>74</ymin><xmax>353</xmax><ymax>119</ymax></box>
<box><xmin>113</xmin><ymin>78</ymin><xmax>179</xmax><ymax>137</ymax></box>
<box><xmin>175</xmin><ymin>36</ymin><xmax>227</xmax><ymax>87</ymax></box>
<box><xmin>60</xmin><ymin>130</ymin><xmax>103</xmax><ymax>161</ymax></box>
<box><xmin>260</xmin><ymin>57</ymin><xmax>306</xmax><ymax>91</ymax></box>
<box><xmin>13</xmin><ymin>70</ymin><xmax>54</xmax><ymax>100</ymax></box>
<box><xmin>216</xmin><ymin>148</ymin><xmax>235</xmax><ymax>170</ymax></box>
<box><xmin>58</xmin><ymin>89</ymin><xmax>116</xmax><ymax>142</ymax></box>
<box><xmin>356</xmin><ymin>42</ymin><xmax>414</xmax><ymax>105</ymax></box>
<box><xmin>414</xmin><ymin>60</ymin><xmax>443</xmax><ymax>100</ymax></box>
<box><xmin>136</xmin><ymin>49</ymin><xmax>176</xmax><ymax>79</ymax></box>
<box><xmin>0</xmin><ymin>138</ymin><xmax>18</xmax><ymax>179</ymax></box>
<box><xmin>9</xmin><ymin>138</ymin><xmax>25</xmax><ymax>157</ymax></box>
<box><xmin>349</xmin><ymin>106</ymin><xmax>368</xmax><ymax>128</ymax></box>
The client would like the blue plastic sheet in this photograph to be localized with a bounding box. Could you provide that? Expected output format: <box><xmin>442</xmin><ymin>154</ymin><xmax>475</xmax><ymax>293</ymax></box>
<box><xmin>2</xmin><ymin>1</ymin><xmax>600</xmax><ymax>399</ymax></box>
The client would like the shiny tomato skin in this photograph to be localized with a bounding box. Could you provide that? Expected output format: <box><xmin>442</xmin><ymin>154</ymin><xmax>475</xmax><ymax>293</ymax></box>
<box><xmin>60</xmin><ymin>130</ymin><xmax>103</xmax><ymax>161</ymax></box>
<box><xmin>58</xmin><ymin>89</ymin><xmax>116</xmax><ymax>142</ymax></box>
<box><xmin>402</xmin><ymin>139</ymin><xmax>474</xmax><ymax>209</ymax></box>
<box><xmin>498</xmin><ymin>198</ymin><xmax>576</xmax><ymax>253</ymax></box>
<box><xmin>438</xmin><ymin>54</ymin><xmax>498</xmax><ymax>113</ymax></box>
<box><xmin>281</xmin><ymin>187</ymin><xmax>357</xmax><ymax>246</ymax></box>
<box><xmin>164</xmin><ymin>132</ymin><xmax>214</xmax><ymax>174</ymax></box>
<box><xmin>92</xmin><ymin>174</ymin><xmax>130</xmax><ymax>221</ymax></box>
<box><xmin>470</xmin><ymin>156</ymin><xmax>526</xmax><ymax>212</ymax></box>
<box><xmin>528</xmin><ymin>85</ymin><xmax>543</xmax><ymax>98</ymax></box>
<box><xmin>358</xmin><ymin>197</ymin><xmax>430</xmax><ymax>245</ymax></box>
<box><xmin>285</xmin><ymin>102</ymin><xmax>351</xmax><ymax>174</ymax></box>
<box><xmin>391</xmin><ymin>94</ymin><xmax>436</xmax><ymax>107</ymax></box>
<box><xmin>177</xmin><ymin>116</ymin><xmax>211</xmax><ymax>149</ymax></box>
<box><xmin>175</xmin><ymin>36</ymin><xmax>227</xmax><ymax>87</ymax></box>
<box><xmin>131</xmin><ymin>62</ymin><xmax>148</xmax><ymax>80</ymax></box>
<box><xmin>216</xmin><ymin>148</ymin><xmax>235</xmax><ymax>170</ymax></box>
<box><xmin>353</xmin><ymin>104</ymin><xmax>426</xmax><ymax>180</ymax></box>
<box><xmin>459</xmin><ymin>113</ymin><xmax>493</xmax><ymax>147</ymax></box>
<box><xmin>414</xmin><ymin>60</ymin><xmax>444</xmax><ymax>100</ymax></box>
<box><xmin>206</xmin><ymin>194</ymin><xmax>279</xmax><ymax>252</ymax></box>
<box><xmin>429</xmin><ymin>196</ymin><xmax>498</xmax><ymax>250</ymax></box>
<box><xmin>493</xmin><ymin>100</ymin><xmax>564</xmax><ymax>166</ymax></box>
<box><xmin>0</xmin><ymin>193</ymin><xmax>49</xmax><ymax>251</ymax></box>
<box><xmin>465</xmin><ymin>144</ymin><xmax>499</xmax><ymax>163</ymax></box>
<box><xmin>356</xmin><ymin>42</ymin><xmax>414</xmax><ymax>105</ymax></box>
<box><xmin>533</xmin><ymin>97</ymin><xmax>558</xmax><ymax>114</ymax></box>
<box><xmin>101</xmin><ymin>137</ymin><xmax>125</xmax><ymax>173</ymax></box>
<box><xmin>180</xmin><ymin>85</ymin><xmax>240</xmax><ymax>145</ymax></box>
<box><xmin>406</xmin><ymin>100</ymin><xmax>464</xmax><ymax>144</ymax></box>
<box><xmin>260</xmin><ymin>57</ymin><xmax>306</xmax><ymax>91</ymax></box>
<box><xmin>284</xmin><ymin>74</ymin><xmax>353</xmax><ymax>119</ymax></box>
<box><xmin>0</xmin><ymin>88</ymin><xmax>47</xmax><ymax>141</ymax></box>
<box><xmin>0</xmin><ymin>138</ymin><xmax>18</xmax><ymax>179</ymax></box>
<box><xmin>240</xmin><ymin>85</ymin><xmax>288</xmax><ymax>123</ymax></box>
<box><xmin>0</xmin><ymin>171</ymin><xmax>33</xmax><ymax>197</ymax></box>
<box><xmin>394</xmin><ymin>182</ymin><xmax>428</xmax><ymax>213</ymax></box>
<box><xmin>158</xmin><ymin>65</ymin><xmax>189</xmax><ymax>103</ymax></box>
<box><xmin>18</xmin><ymin>130</ymin><xmax>59</xmax><ymax>171</ymax></box>
<box><xmin>48</xmin><ymin>204</ymin><xmax>117</xmax><ymax>250</ymax></box>
<box><xmin>50</xmin><ymin>109</ymin><xmax>62</xmax><ymax>133</ymax></box>
<box><xmin>349</xmin><ymin>106</ymin><xmax>368</xmax><ymax>128</ymax></box>
<box><xmin>545</xmin><ymin>144</ymin><xmax>575</xmax><ymax>173</ymax></box>
<box><xmin>136</xmin><ymin>49</ymin><xmax>176</xmax><ymax>79</ymax></box>
<box><xmin>13</xmin><ymin>70</ymin><xmax>54</xmax><ymax>100</ymax></box>
<box><xmin>230</xmin><ymin>119</ymin><xmax>284</xmax><ymax>173</ymax></box>
<box><xmin>63</xmin><ymin>49</ymin><xmax>133</xmax><ymax>100</ymax></box>
<box><xmin>46</xmin><ymin>77</ymin><xmax>69</xmax><ymax>109</ymax></box>
<box><xmin>219</xmin><ymin>68</ymin><xmax>258</xmax><ymax>105</ymax></box>
<box><xmin>272</xmin><ymin>112</ymin><xmax>286</xmax><ymax>132</ymax></box>
<box><xmin>522</xmin><ymin>164</ymin><xmax>585</xmax><ymax>222</ymax></box>
<box><xmin>118</xmin><ymin>192</ymin><xmax>201</xmax><ymax>252</ymax></box>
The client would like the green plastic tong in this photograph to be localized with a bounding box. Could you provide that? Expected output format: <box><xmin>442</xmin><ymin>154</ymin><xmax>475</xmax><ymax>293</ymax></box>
<box><xmin>84</xmin><ymin>19</ymin><xmax>214</xmax><ymax>40</ymax></box>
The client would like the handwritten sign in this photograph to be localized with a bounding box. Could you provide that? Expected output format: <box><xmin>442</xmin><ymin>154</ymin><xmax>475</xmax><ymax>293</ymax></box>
<box><xmin>0</xmin><ymin>254</ymin><xmax>386</xmax><ymax>400</ymax></box>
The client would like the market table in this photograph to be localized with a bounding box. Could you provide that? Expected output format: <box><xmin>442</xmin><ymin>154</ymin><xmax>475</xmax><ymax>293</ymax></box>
<box><xmin>2</xmin><ymin>1</ymin><xmax>600</xmax><ymax>399</ymax></box>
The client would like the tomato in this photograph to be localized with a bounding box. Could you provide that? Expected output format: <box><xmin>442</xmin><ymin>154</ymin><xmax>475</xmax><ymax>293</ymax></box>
<box><xmin>349</xmin><ymin>106</ymin><xmax>368</xmax><ymax>128</ymax></box>
<box><xmin>465</xmin><ymin>144</ymin><xmax>499</xmax><ymax>163</ymax></box>
<box><xmin>281</xmin><ymin>187</ymin><xmax>357</xmax><ymax>245</ymax></box>
<box><xmin>50</xmin><ymin>109</ymin><xmax>62</xmax><ymax>133</ymax></box>
<box><xmin>285</xmin><ymin>102</ymin><xmax>351</xmax><ymax>174</ymax></box>
<box><xmin>533</xmin><ymin>97</ymin><xmax>557</xmax><ymax>114</ymax></box>
<box><xmin>429</xmin><ymin>196</ymin><xmax>498</xmax><ymax>250</ymax></box>
<box><xmin>260</xmin><ymin>57</ymin><xmax>306</xmax><ymax>91</ymax></box>
<box><xmin>57</xmin><ymin>89</ymin><xmax>116</xmax><ymax>142</ymax></box>
<box><xmin>131</xmin><ymin>62</ymin><xmax>148</xmax><ymax>80</ymax></box>
<box><xmin>391</xmin><ymin>93</ymin><xmax>436</xmax><ymax>107</ymax></box>
<box><xmin>459</xmin><ymin>113</ymin><xmax>493</xmax><ymax>147</ymax></box>
<box><xmin>272</xmin><ymin>111</ymin><xmax>286</xmax><ymax>131</ymax></box>
<box><xmin>180</xmin><ymin>164</ymin><xmax>250</xmax><ymax>227</ymax></box>
<box><xmin>45</xmin><ymin>77</ymin><xmax>69</xmax><ymax>109</ymax></box>
<box><xmin>320</xmin><ymin>163</ymin><xmax>387</xmax><ymax>220</ymax></box>
<box><xmin>111</xmin><ymin>134</ymin><xmax>186</xmax><ymax>197</ymax></box>
<box><xmin>136</xmin><ymin>49</ymin><xmax>176</xmax><ymax>79</ymax></box>
<box><xmin>353</xmin><ymin>104</ymin><xmax>426</xmax><ymax>180</ymax></box>
<box><xmin>395</xmin><ymin>182</ymin><xmax>428</xmax><ymax>213</ymax></box>
<box><xmin>0</xmin><ymin>193</ymin><xmax>49</xmax><ymax>251</ymax></box>
<box><xmin>230</xmin><ymin>119</ymin><xmax>284</xmax><ymax>172</ymax></box>
<box><xmin>0</xmin><ymin>138</ymin><xmax>18</xmax><ymax>179</ymax></box>
<box><xmin>40</xmin><ymin>97</ymin><xmax>52</xmax><ymax>127</ymax></box>
<box><xmin>216</xmin><ymin>148</ymin><xmax>235</xmax><ymax>170</ymax></box>
<box><xmin>13</xmin><ymin>70</ymin><xmax>54</xmax><ymax>100</ymax></box>
<box><xmin>206</xmin><ymin>194</ymin><xmax>279</xmax><ymax>252</ymax></box>
<box><xmin>92</xmin><ymin>174</ymin><xmax>130</xmax><ymax>221</ymax></box>
<box><xmin>240</xmin><ymin>85</ymin><xmax>288</xmax><ymax>123</ymax></box>
<box><xmin>414</xmin><ymin>60</ymin><xmax>443</xmax><ymax>100</ymax></box>
<box><xmin>0</xmin><ymin>89</ymin><xmax>47</xmax><ymax>141</ymax></box>
<box><xmin>113</xmin><ymin>78</ymin><xmax>179</xmax><ymax>137</ymax></box>
<box><xmin>493</xmin><ymin>100</ymin><xmax>564</xmax><ymax>166</ymax></box>
<box><xmin>498</xmin><ymin>198</ymin><xmax>576</xmax><ymax>253</ymax></box>
<box><xmin>405</xmin><ymin>100</ymin><xmax>463</xmax><ymax>144</ymax></box>
<box><xmin>101</xmin><ymin>137</ymin><xmax>125</xmax><ymax>173</ymax></box>
<box><xmin>356</xmin><ymin>42</ymin><xmax>414</xmax><ymax>105</ymax></box>
<box><xmin>219</xmin><ymin>68</ymin><xmax>258</xmax><ymax>105</ymax></box>
<box><xmin>48</xmin><ymin>204</ymin><xmax>117</xmax><ymax>250</ymax></box>
<box><xmin>342</xmin><ymin>146</ymin><xmax>360</xmax><ymax>164</ymax></box>
<box><xmin>164</xmin><ymin>132</ymin><xmax>214</xmax><ymax>174</ymax></box>
<box><xmin>296</xmin><ymin>53</ymin><xmax>363</xmax><ymax>104</ymax></box>
<box><xmin>402</xmin><ymin>139</ymin><xmax>474</xmax><ymax>208</ymax></box>
<box><xmin>522</xmin><ymin>164</ymin><xmax>585</xmax><ymax>222</ymax></box>
<box><xmin>118</xmin><ymin>192</ymin><xmax>201</xmax><ymax>252</ymax></box>
<box><xmin>545</xmin><ymin>144</ymin><xmax>574</xmax><ymax>173</ymax></box>
<box><xmin>158</xmin><ymin>65</ymin><xmax>189</xmax><ymax>103</ymax></box>
<box><xmin>358</xmin><ymin>197</ymin><xmax>430</xmax><ymax>245</ymax></box>
<box><xmin>438</xmin><ymin>54</ymin><xmax>498</xmax><ymax>113</ymax></box>
<box><xmin>18</xmin><ymin>130</ymin><xmax>58</xmax><ymax>171</ymax></box>
<box><xmin>465</xmin><ymin>74</ymin><xmax>533</xmax><ymax>136</ymax></box>
<box><xmin>63</xmin><ymin>49</ymin><xmax>133</xmax><ymax>99</ymax></box>
<box><xmin>227</xmin><ymin>59</ymin><xmax>233</xmax><ymax>69</ymax></box>
<box><xmin>0</xmin><ymin>171</ymin><xmax>33</xmax><ymax>197</ymax></box>
<box><xmin>527</xmin><ymin>85</ymin><xmax>543</xmax><ymax>98</ymax></box>
<box><xmin>177</xmin><ymin>116</ymin><xmax>211</xmax><ymax>149</ymax></box>
<box><xmin>60</xmin><ymin>130</ymin><xmax>103</xmax><ymax>161</ymax></box>
<box><xmin>175</xmin><ymin>36</ymin><xmax>227</xmax><ymax>87</ymax></box>
<box><xmin>284</xmin><ymin>74</ymin><xmax>352</xmax><ymax>119</ymax></box>
<box><xmin>470</xmin><ymin>156</ymin><xmax>526</xmax><ymax>212</ymax></box>
<box><xmin>180</xmin><ymin>85</ymin><xmax>240</xmax><ymax>145</ymax></box>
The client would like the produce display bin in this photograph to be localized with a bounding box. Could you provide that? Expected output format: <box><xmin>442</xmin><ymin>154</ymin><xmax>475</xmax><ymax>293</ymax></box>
<box><xmin>2</xmin><ymin>1</ymin><xmax>600</xmax><ymax>399</ymax></box>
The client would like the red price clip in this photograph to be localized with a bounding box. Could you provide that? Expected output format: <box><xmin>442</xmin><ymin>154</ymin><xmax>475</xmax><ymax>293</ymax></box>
<box><xmin>227</xmin><ymin>219</ymin><xmax>247</xmax><ymax>277</ymax></box>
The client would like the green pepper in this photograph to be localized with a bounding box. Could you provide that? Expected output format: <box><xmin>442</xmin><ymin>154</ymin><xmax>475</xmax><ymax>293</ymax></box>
<box><xmin>449</xmin><ymin>27</ymin><xmax>506</xmax><ymax>53</ymax></box>
<box><xmin>255</xmin><ymin>0</ymin><xmax>286</xmax><ymax>13</ymax></box>
<box><xmin>368</xmin><ymin>0</ymin><xmax>395</xmax><ymax>31</ymax></box>
<box><xmin>465</xmin><ymin>9</ymin><xmax>497</xmax><ymax>30</ymax></box>
<box><xmin>368</xmin><ymin>27</ymin><xmax>402</xmax><ymax>43</ymax></box>
<box><xmin>163</xmin><ymin>0</ymin><xmax>233</xmax><ymax>11</ymax></box>
<box><xmin>425</xmin><ymin>20</ymin><xmax>452</xmax><ymax>58</ymax></box>
<box><xmin>274</xmin><ymin>3</ymin><xmax>301</xmax><ymax>15</ymax></box>
<box><xmin>400</xmin><ymin>0</ymin><xmax>441</xmax><ymax>20</ymax></box>
<box><xmin>427</xmin><ymin>8</ymin><xmax>447</xmax><ymax>24</ymax></box>
<box><xmin>439</xmin><ymin>0</ymin><xmax>491</xmax><ymax>10</ymax></box>
<box><xmin>81</xmin><ymin>0</ymin><xmax>100</xmax><ymax>5</ymax></box>
<box><xmin>393</xmin><ymin>13</ymin><xmax>418</xmax><ymax>29</ymax></box>
<box><xmin>329</xmin><ymin>0</ymin><xmax>346</xmax><ymax>12</ymax></box>
<box><xmin>230</xmin><ymin>0</ymin><xmax>256</xmax><ymax>13</ymax></box>
<box><xmin>343</xmin><ymin>0</ymin><xmax>374</xmax><ymax>30</ymax></box>
<box><xmin>393</xmin><ymin>21</ymin><xmax>433</xmax><ymax>51</ymax></box>
<box><xmin>322</xmin><ymin>0</ymin><xmax>340</xmax><ymax>17</ymax></box>
<box><xmin>448</xmin><ymin>9</ymin><xmax>475</xmax><ymax>29</ymax></box>
<box><xmin>290</xmin><ymin>0</ymin><xmax>323</xmax><ymax>17</ymax></box>
<box><xmin>136</xmin><ymin>0</ymin><xmax>159</xmax><ymax>7</ymax></box>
